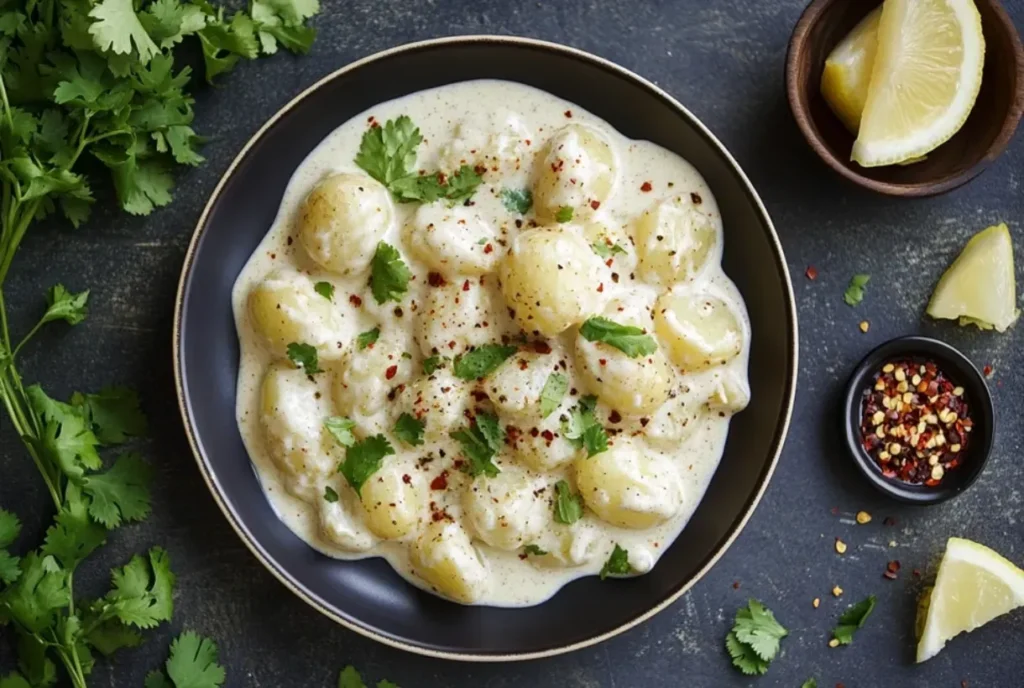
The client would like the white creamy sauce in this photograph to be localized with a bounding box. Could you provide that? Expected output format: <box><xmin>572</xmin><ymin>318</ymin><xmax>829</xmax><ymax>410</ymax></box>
<box><xmin>231</xmin><ymin>80</ymin><xmax>751</xmax><ymax>607</ymax></box>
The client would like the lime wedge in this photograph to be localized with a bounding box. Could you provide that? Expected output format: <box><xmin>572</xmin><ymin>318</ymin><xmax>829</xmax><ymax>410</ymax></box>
<box><xmin>917</xmin><ymin>538</ymin><xmax>1024</xmax><ymax>662</ymax></box>
<box><xmin>820</xmin><ymin>7</ymin><xmax>881</xmax><ymax>133</ymax></box>
<box><xmin>927</xmin><ymin>223</ymin><xmax>1018</xmax><ymax>332</ymax></box>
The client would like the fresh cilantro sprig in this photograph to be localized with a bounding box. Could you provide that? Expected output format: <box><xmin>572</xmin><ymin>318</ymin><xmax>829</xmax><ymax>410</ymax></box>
<box><xmin>844</xmin><ymin>274</ymin><xmax>870</xmax><ymax>306</ymax></box>
<box><xmin>450</xmin><ymin>413</ymin><xmax>504</xmax><ymax>478</ymax></box>
<box><xmin>562</xmin><ymin>395</ymin><xmax>608</xmax><ymax>457</ymax></box>
<box><xmin>553</xmin><ymin>480</ymin><xmax>583</xmax><ymax>524</ymax></box>
<box><xmin>726</xmin><ymin>599</ymin><xmax>788</xmax><ymax>676</ymax></box>
<box><xmin>355</xmin><ymin>115</ymin><xmax>483</xmax><ymax>205</ymax></box>
<box><xmin>599</xmin><ymin>544</ymin><xmax>630</xmax><ymax>579</ymax></box>
<box><xmin>423</xmin><ymin>355</ymin><xmax>446</xmax><ymax>375</ymax></box>
<box><xmin>393</xmin><ymin>413</ymin><xmax>425</xmax><ymax>447</ymax></box>
<box><xmin>453</xmin><ymin>344</ymin><xmax>517</xmax><ymax>380</ymax></box>
<box><xmin>324</xmin><ymin>417</ymin><xmax>357</xmax><ymax>448</ymax></box>
<box><xmin>338</xmin><ymin>665</ymin><xmax>400</xmax><ymax>688</ymax></box>
<box><xmin>145</xmin><ymin>631</ymin><xmax>226</xmax><ymax>688</ymax></box>
<box><xmin>832</xmin><ymin>595</ymin><xmax>876</xmax><ymax>645</ymax></box>
<box><xmin>339</xmin><ymin>435</ymin><xmax>395</xmax><ymax>495</ymax></box>
<box><xmin>579</xmin><ymin>317</ymin><xmax>658</xmax><ymax>358</ymax></box>
<box><xmin>591</xmin><ymin>241</ymin><xmax>628</xmax><ymax>259</ymax></box>
<box><xmin>369</xmin><ymin>242</ymin><xmax>412</xmax><ymax>304</ymax></box>
<box><xmin>555</xmin><ymin>206</ymin><xmax>574</xmax><ymax>222</ymax></box>
<box><xmin>286</xmin><ymin>342</ymin><xmax>321</xmax><ymax>374</ymax></box>
<box><xmin>357</xmin><ymin>327</ymin><xmax>380</xmax><ymax>350</ymax></box>
<box><xmin>314</xmin><ymin>281</ymin><xmax>334</xmax><ymax>300</ymax></box>
<box><xmin>522</xmin><ymin>544</ymin><xmax>547</xmax><ymax>557</ymax></box>
<box><xmin>501</xmin><ymin>188</ymin><xmax>533</xmax><ymax>215</ymax></box>
<box><xmin>539</xmin><ymin>372</ymin><xmax>567</xmax><ymax>418</ymax></box>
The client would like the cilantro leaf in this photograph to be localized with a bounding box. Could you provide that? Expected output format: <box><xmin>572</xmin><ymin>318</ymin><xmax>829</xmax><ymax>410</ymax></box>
<box><xmin>438</xmin><ymin>165</ymin><xmax>483</xmax><ymax>205</ymax></box>
<box><xmin>394</xmin><ymin>413</ymin><xmax>425</xmax><ymax>447</ymax></box>
<box><xmin>539</xmin><ymin>372</ymin><xmax>567</xmax><ymax>418</ymax></box>
<box><xmin>28</xmin><ymin>386</ymin><xmax>103</xmax><ymax>479</ymax></box>
<box><xmin>453</xmin><ymin>344</ymin><xmax>517</xmax><ymax>380</ymax></box>
<box><xmin>89</xmin><ymin>0</ymin><xmax>160</xmax><ymax>63</ymax></box>
<box><xmin>340</xmin><ymin>435</ymin><xmax>394</xmax><ymax>495</ymax></box>
<box><xmin>338</xmin><ymin>666</ymin><xmax>366</xmax><ymax>688</ymax></box>
<box><xmin>725</xmin><ymin>631</ymin><xmax>769</xmax><ymax>676</ymax></box>
<box><xmin>0</xmin><ymin>509</ymin><xmax>20</xmax><ymax>548</ymax></box>
<box><xmin>70</xmin><ymin>386</ymin><xmax>148</xmax><ymax>445</ymax></box>
<box><xmin>41</xmin><ymin>492</ymin><xmax>106</xmax><ymax>569</ymax></box>
<box><xmin>726</xmin><ymin>599</ymin><xmax>787</xmax><ymax>674</ymax></box>
<box><xmin>562</xmin><ymin>395</ymin><xmax>608</xmax><ymax>457</ymax></box>
<box><xmin>85</xmin><ymin>618</ymin><xmax>144</xmax><ymax>656</ymax></box>
<box><xmin>355</xmin><ymin>116</ymin><xmax>422</xmax><ymax>187</ymax></box>
<box><xmin>103</xmin><ymin>547</ymin><xmax>175</xmax><ymax>629</ymax></box>
<box><xmin>523</xmin><ymin>544</ymin><xmax>547</xmax><ymax>556</ymax></box>
<box><xmin>1</xmin><ymin>554</ymin><xmax>70</xmax><ymax>633</ymax></box>
<box><xmin>423</xmin><ymin>355</ymin><xmax>446</xmax><ymax>375</ymax></box>
<box><xmin>145</xmin><ymin>672</ymin><xmax>174</xmax><ymax>688</ymax></box>
<box><xmin>42</xmin><ymin>284</ymin><xmax>89</xmax><ymax>326</ymax></box>
<box><xmin>15</xmin><ymin>631</ymin><xmax>57</xmax><ymax>687</ymax></box>
<box><xmin>0</xmin><ymin>674</ymin><xmax>32</xmax><ymax>688</ymax></box>
<box><xmin>844</xmin><ymin>274</ymin><xmax>870</xmax><ymax>307</ymax></box>
<box><xmin>599</xmin><ymin>544</ymin><xmax>631</xmax><ymax>580</ymax></box>
<box><xmin>501</xmin><ymin>188</ymin><xmax>533</xmax><ymax>215</ymax></box>
<box><xmin>832</xmin><ymin>595</ymin><xmax>876</xmax><ymax>645</ymax></box>
<box><xmin>163</xmin><ymin>631</ymin><xmax>226</xmax><ymax>688</ymax></box>
<box><xmin>590</xmin><ymin>241</ymin><xmax>627</xmax><ymax>259</ymax></box>
<box><xmin>323</xmin><ymin>486</ymin><xmax>339</xmax><ymax>503</ymax></box>
<box><xmin>314</xmin><ymin>281</ymin><xmax>334</xmax><ymax>300</ymax></box>
<box><xmin>451</xmin><ymin>413</ymin><xmax>504</xmax><ymax>478</ymax></box>
<box><xmin>579</xmin><ymin>317</ymin><xmax>658</xmax><ymax>358</ymax></box>
<box><xmin>0</xmin><ymin>551</ymin><xmax>20</xmax><ymax>587</ymax></box>
<box><xmin>802</xmin><ymin>680</ymin><xmax>818</xmax><ymax>688</ymax></box>
<box><xmin>553</xmin><ymin>480</ymin><xmax>583</xmax><ymax>524</ymax></box>
<box><xmin>555</xmin><ymin>206</ymin><xmax>573</xmax><ymax>222</ymax></box>
<box><xmin>324</xmin><ymin>417</ymin><xmax>356</xmax><ymax>448</ymax></box>
<box><xmin>369</xmin><ymin>242</ymin><xmax>411</xmax><ymax>304</ymax></box>
<box><xmin>357</xmin><ymin>327</ymin><xmax>380</xmax><ymax>350</ymax></box>
<box><xmin>82</xmin><ymin>453</ymin><xmax>152</xmax><ymax>528</ymax></box>
<box><xmin>286</xmin><ymin>342</ymin><xmax>321</xmax><ymax>374</ymax></box>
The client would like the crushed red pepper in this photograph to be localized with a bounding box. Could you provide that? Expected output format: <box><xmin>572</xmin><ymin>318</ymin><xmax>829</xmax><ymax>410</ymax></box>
<box><xmin>805</xmin><ymin>265</ymin><xmax>818</xmax><ymax>280</ymax></box>
<box><xmin>860</xmin><ymin>359</ymin><xmax>973</xmax><ymax>485</ymax></box>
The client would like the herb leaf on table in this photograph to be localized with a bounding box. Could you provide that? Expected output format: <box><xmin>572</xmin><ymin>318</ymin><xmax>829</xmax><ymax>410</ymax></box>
<box><xmin>726</xmin><ymin>599</ymin><xmax>787</xmax><ymax>675</ymax></box>
<box><xmin>833</xmin><ymin>595</ymin><xmax>876</xmax><ymax>645</ymax></box>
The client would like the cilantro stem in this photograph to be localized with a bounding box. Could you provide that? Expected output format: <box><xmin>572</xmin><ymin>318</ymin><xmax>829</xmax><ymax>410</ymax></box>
<box><xmin>0</xmin><ymin>200</ymin><xmax>41</xmax><ymax>285</ymax></box>
<box><xmin>12</xmin><ymin>316</ymin><xmax>48</xmax><ymax>359</ymax></box>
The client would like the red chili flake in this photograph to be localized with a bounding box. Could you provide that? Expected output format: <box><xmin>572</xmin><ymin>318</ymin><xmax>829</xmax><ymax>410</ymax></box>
<box><xmin>483</xmin><ymin>243</ymin><xmax>494</xmax><ymax>254</ymax></box>
<box><xmin>590</xmin><ymin>200</ymin><xmax>601</xmax><ymax>210</ymax></box>
<box><xmin>605</xmin><ymin>259</ymin><xmax>614</xmax><ymax>268</ymax></box>
<box><xmin>732</xmin><ymin>581</ymin><xmax>740</xmax><ymax>590</ymax></box>
<box><xmin>430</xmin><ymin>472</ymin><xmax>448</xmax><ymax>490</ymax></box>
<box><xmin>640</xmin><ymin>181</ymin><xmax>653</xmax><ymax>192</ymax></box>
<box><xmin>518</xmin><ymin>359</ymin><xmax>529</xmax><ymax>371</ymax></box>
<box><xmin>473</xmin><ymin>164</ymin><xmax>487</xmax><ymax>176</ymax></box>
<box><xmin>471</xmin><ymin>390</ymin><xmax>489</xmax><ymax>402</ymax></box>
<box><xmin>913</xmin><ymin>568</ymin><xmax>922</xmax><ymax>578</ymax></box>
<box><xmin>533</xmin><ymin>341</ymin><xmax>552</xmax><ymax>354</ymax></box>
<box><xmin>599</xmin><ymin>358</ymin><xmax>607</xmax><ymax>367</ymax></box>
<box><xmin>540</xmin><ymin>430</ymin><xmax>554</xmax><ymax>444</ymax></box>
<box><xmin>805</xmin><ymin>265</ymin><xmax>818</xmax><ymax>280</ymax></box>
<box><xmin>983</xmin><ymin>364</ymin><xmax>993</xmax><ymax>377</ymax></box>
<box><xmin>427</xmin><ymin>272</ymin><xmax>445</xmax><ymax>287</ymax></box>
<box><xmin>609</xmin><ymin>410</ymin><xmax>622</xmax><ymax>424</ymax></box>
<box><xmin>349</xmin><ymin>294</ymin><xmax>362</xmax><ymax>307</ymax></box>
<box><xmin>883</xmin><ymin>560</ymin><xmax>901</xmax><ymax>580</ymax></box>
<box><xmin>447</xmin><ymin>341</ymin><xmax>456</xmax><ymax>350</ymax></box>
<box><xmin>506</xmin><ymin>425</ymin><xmax>521</xmax><ymax>444</ymax></box>
<box><xmin>597</xmin><ymin>283</ymin><xmax>604</xmax><ymax>293</ymax></box>
<box><xmin>564</xmin><ymin>109</ymin><xmax>572</xmax><ymax>118</ymax></box>
<box><xmin>830</xmin><ymin>506</ymin><xmax>840</xmax><ymax>515</ymax></box>
<box><xmin>462</xmin><ymin>280</ymin><xmax>471</xmax><ymax>292</ymax></box>
<box><xmin>639</xmin><ymin>417</ymin><xmax>649</xmax><ymax>427</ymax></box>
<box><xmin>385</xmin><ymin>365</ymin><xmax>398</xmax><ymax>380</ymax></box>
<box><xmin>529</xmin><ymin>427</ymin><xmax>540</xmax><ymax>438</ymax></box>
<box><xmin>401</xmin><ymin>474</ymin><xmax>411</xmax><ymax>484</ymax></box>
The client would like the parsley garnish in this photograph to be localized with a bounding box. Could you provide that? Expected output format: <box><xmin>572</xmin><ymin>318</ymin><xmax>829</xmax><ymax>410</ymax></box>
<box><xmin>523</xmin><ymin>544</ymin><xmax>547</xmax><ymax>556</ymax></box>
<box><xmin>323</xmin><ymin>486</ymin><xmax>339</xmax><ymax>503</ymax></box>
<box><xmin>579</xmin><ymin>317</ymin><xmax>658</xmax><ymax>358</ymax></box>
<box><xmin>324</xmin><ymin>417</ymin><xmax>357</xmax><ymax>448</ymax></box>
<box><xmin>553</xmin><ymin>480</ymin><xmax>583</xmax><ymax>524</ymax></box>
<box><xmin>423</xmin><ymin>355</ymin><xmax>446</xmax><ymax>375</ymax></box>
<box><xmin>338</xmin><ymin>665</ymin><xmax>401</xmax><ymax>688</ymax></box>
<box><xmin>44</xmin><ymin>284</ymin><xmax>90</xmax><ymax>325</ymax></box>
<box><xmin>450</xmin><ymin>413</ymin><xmax>504</xmax><ymax>478</ymax></box>
<box><xmin>832</xmin><ymin>595</ymin><xmax>876</xmax><ymax>645</ymax></box>
<box><xmin>501</xmin><ymin>188</ymin><xmax>533</xmax><ymax>215</ymax></box>
<box><xmin>599</xmin><ymin>544</ymin><xmax>631</xmax><ymax>579</ymax></box>
<box><xmin>356</xmin><ymin>327</ymin><xmax>380</xmax><ymax>350</ymax></box>
<box><xmin>726</xmin><ymin>599</ymin><xmax>788</xmax><ymax>675</ymax></box>
<box><xmin>539</xmin><ymin>372</ymin><xmax>567</xmax><ymax>418</ymax></box>
<box><xmin>339</xmin><ymin>435</ymin><xmax>395</xmax><ymax>495</ymax></box>
<box><xmin>453</xmin><ymin>344</ymin><xmax>517</xmax><ymax>380</ymax></box>
<box><xmin>145</xmin><ymin>630</ymin><xmax>226</xmax><ymax>688</ymax></box>
<box><xmin>286</xmin><ymin>342</ymin><xmax>321</xmax><ymax>374</ymax></box>
<box><xmin>314</xmin><ymin>281</ymin><xmax>335</xmax><ymax>301</ymax></box>
<box><xmin>355</xmin><ymin>115</ymin><xmax>483</xmax><ymax>205</ymax></box>
<box><xmin>555</xmin><ymin>206</ymin><xmax>574</xmax><ymax>222</ymax></box>
<box><xmin>393</xmin><ymin>413</ymin><xmax>425</xmax><ymax>447</ymax></box>
<box><xmin>562</xmin><ymin>395</ymin><xmax>608</xmax><ymax>457</ymax></box>
<box><xmin>844</xmin><ymin>274</ymin><xmax>870</xmax><ymax>306</ymax></box>
<box><xmin>590</xmin><ymin>242</ymin><xmax>628</xmax><ymax>259</ymax></box>
<box><xmin>369</xmin><ymin>242</ymin><xmax>411</xmax><ymax>304</ymax></box>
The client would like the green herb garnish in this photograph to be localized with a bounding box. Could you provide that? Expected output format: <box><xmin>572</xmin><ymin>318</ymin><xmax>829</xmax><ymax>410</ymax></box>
<box><xmin>726</xmin><ymin>599</ymin><xmax>788</xmax><ymax>675</ymax></box>
<box><xmin>453</xmin><ymin>344</ymin><xmax>517</xmax><ymax>380</ymax></box>
<box><xmin>145</xmin><ymin>630</ymin><xmax>226</xmax><ymax>688</ymax></box>
<box><xmin>501</xmin><ymin>188</ymin><xmax>533</xmax><ymax>215</ymax></box>
<box><xmin>286</xmin><ymin>342</ymin><xmax>321</xmax><ymax>374</ymax></box>
<box><xmin>844</xmin><ymin>274</ymin><xmax>871</xmax><ymax>306</ymax></box>
<box><xmin>579</xmin><ymin>317</ymin><xmax>657</xmax><ymax>358</ymax></box>
<box><xmin>356</xmin><ymin>327</ymin><xmax>380</xmax><ymax>350</ymax></box>
<box><xmin>599</xmin><ymin>544</ymin><xmax>630</xmax><ymax>579</ymax></box>
<box><xmin>423</xmin><ymin>355</ymin><xmax>446</xmax><ymax>375</ymax></box>
<box><xmin>338</xmin><ymin>665</ymin><xmax>400</xmax><ymax>688</ymax></box>
<box><xmin>553</xmin><ymin>480</ymin><xmax>583</xmax><ymax>524</ymax></box>
<box><xmin>323</xmin><ymin>486</ymin><xmax>339</xmax><ymax>503</ymax></box>
<box><xmin>339</xmin><ymin>435</ymin><xmax>394</xmax><ymax>495</ymax></box>
<box><xmin>590</xmin><ymin>242</ymin><xmax>628</xmax><ymax>259</ymax></box>
<box><xmin>369</xmin><ymin>242</ymin><xmax>411</xmax><ymax>305</ymax></box>
<box><xmin>522</xmin><ymin>544</ymin><xmax>547</xmax><ymax>557</ymax></box>
<box><xmin>555</xmin><ymin>206</ymin><xmax>574</xmax><ymax>222</ymax></box>
<box><xmin>538</xmin><ymin>372</ymin><xmax>568</xmax><ymax>418</ymax></box>
<box><xmin>324</xmin><ymin>417</ymin><xmax>357</xmax><ymax>448</ymax></box>
<box><xmin>562</xmin><ymin>395</ymin><xmax>608</xmax><ymax>457</ymax></box>
<box><xmin>450</xmin><ymin>413</ymin><xmax>504</xmax><ymax>478</ymax></box>
<box><xmin>314</xmin><ymin>281</ymin><xmax>334</xmax><ymax>300</ymax></box>
<box><xmin>832</xmin><ymin>595</ymin><xmax>876</xmax><ymax>645</ymax></box>
<box><xmin>393</xmin><ymin>413</ymin><xmax>425</xmax><ymax>447</ymax></box>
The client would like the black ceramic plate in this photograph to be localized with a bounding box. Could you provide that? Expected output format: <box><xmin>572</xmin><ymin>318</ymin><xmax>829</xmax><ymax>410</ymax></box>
<box><xmin>173</xmin><ymin>36</ymin><xmax>798</xmax><ymax>660</ymax></box>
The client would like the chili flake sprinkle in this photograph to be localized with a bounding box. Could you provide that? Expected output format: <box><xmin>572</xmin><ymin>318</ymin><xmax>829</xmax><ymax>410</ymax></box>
<box><xmin>859</xmin><ymin>359</ymin><xmax>973</xmax><ymax>486</ymax></box>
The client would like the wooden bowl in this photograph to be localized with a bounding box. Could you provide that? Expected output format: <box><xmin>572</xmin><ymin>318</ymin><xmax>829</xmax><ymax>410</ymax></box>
<box><xmin>786</xmin><ymin>0</ymin><xmax>1024</xmax><ymax>197</ymax></box>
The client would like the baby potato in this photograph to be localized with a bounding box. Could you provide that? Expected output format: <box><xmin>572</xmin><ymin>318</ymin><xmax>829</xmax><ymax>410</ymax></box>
<box><xmin>633</xmin><ymin>195</ymin><xmax>717</xmax><ymax>285</ymax></box>
<box><xmin>499</xmin><ymin>226</ymin><xmax>604</xmax><ymax>337</ymax></box>
<box><xmin>331</xmin><ymin>333</ymin><xmax>414</xmax><ymax>434</ymax></box>
<box><xmin>260</xmin><ymin>363</ymin><xmax>338</xmax><ymax>486</ymax></box>
<box><xmin>409</xmin><ymin>521</ymin><xmax>490</xmax><ymax>604</ymax></box>
<box><xmin>398</xmin><ymin>369</ymin><xmax>471</xmax><ymax>443</ymax></box>
<box><xmin>406</xmin><ymin>202</ymin><xmax>500</xmax><ymax>278</ymax></box>
<box><xmin>463</xmin><ymin>466</ymin><xmax>550</xmax><ymax>551</ymax></box>
<box><xmin>248</xmin><ymin>270</ymin><xmax>355</xmax><ymax>360</ymax></box>
<box><xmin>575</xmin><ymin>439</ymin><xmax>683</xmax><ymax>529</ymax></box>
<box><xmin>526</xmin><ymin>521</ymin><xmax>601</xmax><ymax>569</ymax></box>
<box><xmin>508</xmin><ymin>412</ymin><xmax>579</xmax><ymax>473</ymax></box>
<box><xmin>319</xmin><ymin>494</ymin><xmax>376</xmax><ymax>552</ymax></box>
<box><xmin>298</xmin><ymin>173</ymin><xmax>393</xmax><ymax>275</ymax></box>
<box><xmin>533</xmin><ymin>124</ymin><xmax>616</xmax><ymax>221</ymax></box>
<box><xmin>485</xmin><ymin>350</ymin><xmax>561</xmax><ymax>418</ymax></box>
<box><xmin>575</xmin><ymin>298</ymin><xmax>673</xmax><ymax>416</ymax></box>
<box><xmin>415</xmin><ymin>279</ymin><xmax>506</xmax><ymax>357</ymax></box>
<box><xmin>437</xmin><ymin>110</ymin><xmax>533</xmax><ymax>176</ymax></box>
<box><xmin>654</xmin><ymin>291</ymin><xmax>744</xmax><ymax>371</ymax></box>
<box><xmin>643</xmin><ymin>386</ymin><xmax>704</xmax><ymax>451</ymax></box>
<box><xmin>706</xmin><ymin>368</ymin><xmax>751</xmax><ymax>414</ymax></box>
<box><xmin>359</xmin><ymin>461</ymin><xmax>427</xmax><ymax>540</ymax></box>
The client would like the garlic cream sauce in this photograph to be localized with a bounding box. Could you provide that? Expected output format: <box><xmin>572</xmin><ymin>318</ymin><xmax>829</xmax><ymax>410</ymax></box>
<box><xmin>231</xmin><ymin>80</ymin><xmax>750</xmax><ymax>607</ymax></box>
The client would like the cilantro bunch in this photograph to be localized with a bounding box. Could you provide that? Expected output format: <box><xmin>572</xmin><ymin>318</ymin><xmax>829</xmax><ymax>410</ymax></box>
<box><xmin>0</xmin><ymin>1</ymin><xmax>318</xmax><ymax>686</ymax></box>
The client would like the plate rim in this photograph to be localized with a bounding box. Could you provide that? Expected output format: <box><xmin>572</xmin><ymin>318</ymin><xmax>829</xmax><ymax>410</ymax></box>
<box><xmin>172</xmin><ymin>33</ymin><xmax>799</xmax><ymax>662</ymax></box>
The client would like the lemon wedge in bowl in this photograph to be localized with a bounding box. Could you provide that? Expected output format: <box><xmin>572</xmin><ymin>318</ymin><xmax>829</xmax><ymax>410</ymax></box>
<box><xmin>851</xmin><ymin>0</ymin><xmax>985</xmax><ymax>167</ymax></box>
<box><xmin>917</xmin><ymin>537</ymin><xmax>1024</xmax><ymax>662</ymax></box>
<box><xmin>821</xmin><ymin>7</ymin><xmax>881</xmax><ymax>133</ymax></box>
<box><xmin>927</xmin><ymin>223</ymin><xmax>1018</xmax><ymax>332</ymax></box>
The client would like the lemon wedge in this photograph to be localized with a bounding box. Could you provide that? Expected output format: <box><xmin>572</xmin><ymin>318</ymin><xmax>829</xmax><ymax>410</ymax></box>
<box><xmin>852</xmin><ymin>0</ymin><xmax>985</xmax><ymax>167</ymax></box>
<box><xmin>917</xmin><ymin>538</ymin><xmax>1024</xmax><ymax>662</ymax></box>
<box><xmin>821</xmin><ymin>7</ymin><xmax>881</xmax><ymax>133</ymax></box>
<box><xmin>927</xmin><ymin>223</ymin><xmax>1018</xmax><ymax>332</ymax></box>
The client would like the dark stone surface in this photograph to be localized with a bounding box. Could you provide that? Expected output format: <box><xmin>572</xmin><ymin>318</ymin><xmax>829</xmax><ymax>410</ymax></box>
<box><xmin>2</xmin><ymin>0</ymin><xmax>1023</xmax><ymax>685</ymax></box>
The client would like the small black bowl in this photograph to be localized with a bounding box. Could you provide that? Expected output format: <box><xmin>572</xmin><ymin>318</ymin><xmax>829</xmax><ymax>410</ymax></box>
<box><xmin>843</xmin><ymin>336</ymin><xmax>994</xmax><ymax>504</ymax></box>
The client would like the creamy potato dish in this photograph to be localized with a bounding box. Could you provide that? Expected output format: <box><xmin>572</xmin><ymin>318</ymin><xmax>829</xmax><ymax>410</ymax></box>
<box><xmin>232</xmin><ymin>80</ymin><xmax>750</xmax><ymax>606</ymax></box>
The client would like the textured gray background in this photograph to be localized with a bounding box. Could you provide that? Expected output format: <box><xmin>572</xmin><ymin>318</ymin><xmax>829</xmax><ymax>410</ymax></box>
<box><xmin>3</xmin><ymin>0</ymin><xmax>1024</xmax><ymax>686</ymax></box>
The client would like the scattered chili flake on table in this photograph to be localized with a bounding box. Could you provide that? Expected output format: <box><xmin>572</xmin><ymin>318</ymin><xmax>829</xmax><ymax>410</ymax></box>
<box><xmin>883</xmin><ymin>560</ymin><xmax>901</xmax><ymax>580</ymax></box>
<box><xmin>983</xmin><ymin>364</ymin><xmax>993</xmax><ymax>377</ymax></box>
<box><xmin>859</xmin><ymin>358</ymin><xmax>973</xmax><ymax>485</ymax></box>
<box><xmin>805</xmin><ymin>265</ymin><xmax>818</xmax><ymax>280</ymax></box>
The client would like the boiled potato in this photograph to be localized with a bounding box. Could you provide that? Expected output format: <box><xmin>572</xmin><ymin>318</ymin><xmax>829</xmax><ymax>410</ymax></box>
<box><xmin>508</xmin><ymin>412</ymin><xmax>579</xmax><ymax>473</ymax></box>
<box><xmin>643</xmin><ymin>385</ymin><xmax>704</xmax><ymax>451</ymax></box>
<box><xmin>406</xmin><ymin>204</ymin><xmax>500</xmax><ymax>278</ymax></box>
<box><xmin>526</xmin><ymin>521</ymin><xmax>601</xmax><ymax>569</ymax></box>
<box><xmin>409</xmin><ymin>521</ymin><xmax>490</xmax><ymax>604</ymax></box>
<box><xmin>706</xmin><ymin>368</ymin><xmax>751</xmax><ymax>414</ymax></box>
<box><xmin>359</xmin><ymin>461</ymin><xmax>427</xmax><ymax>540</ymax></box>
<box><xmin>331</xmin><ymin>332</ymin><xmax>414</xmax><ymax>434</ymax></box>
<box><xmin>463</xmin><ymin>466</ymin><xmax>550</xmax><ymax>551</ymax></box>
<box><xmin>575</xmin><ymin>439</ymin><xmax>683</xmax><ymax>529</ymax></box>
<box><xmin>575</xmin><ymin>298</ymin><xmax>673</xmax><ymax>416</ymax></box>
<box><xmin>438</xmin><ymin>110</ymin><xmax>533</xmax><ymax>175</ymax></box>
<box><xmin>298</xmin><ymin>173</ymin><xmax>392</xmax><ymax>275</ymax></box>
<box><xmin>260</xmin><ymin>363</ymin><xmax>338</xmax><ymax>487</ymax></box>
<box><xmin>415</xmin><ymin>279</ymin><xmax>508</xmax><ymax>357</ymax></box>
<box><xmin>319</xmin><ymin>494</ymin><xmax>376</xmax><ymax>552</ymax></box>
<box><xmin>499</xmin><ymin>226</ymin><xmax>604</xmax><ymax>337</ymax></box>
<box><xmin>485</xmin><ymin>350</ymin><xmax>562</xmax><ymax>418</ymax></box>
<box><xmin>398</xmin><ymin>369</ymin><xmax>471</xmax><ymax>442</ymax></box>
<box><xmin>533</xmin><ymin>124</ymin><xmax>616</xmax><ymax>221</ymax></box>
<box><xmin>654</xmin><ymin>291</ymin><xmax>743</xmax><ymax>371</ymax></box>
<box><xmin>248</xmin><ymin>271</ymin><xmax>355</xmax><ymax>360</ymax></box>
<box><xmin>633</xmin><ymin>195</ymin><xmax>717</xmax><ymax>285</ymax></box>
